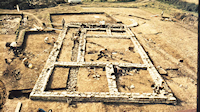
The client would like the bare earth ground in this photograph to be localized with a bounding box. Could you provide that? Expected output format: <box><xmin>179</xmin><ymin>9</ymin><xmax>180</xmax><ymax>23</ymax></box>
<box><xmin>46</xmin><ymin>67</ymin><xmax>70</xmax><ymax>90</ymax></box>
<box><xmin>116</xmin><ymin>69</ymin><xmax>154</xmax><ymax>93</ymax></box>
<box><xmin>57</xmin><ymin>28</ymin><xmax>76</xmax><ymax>62</ymax></box>
<box><xmin>0</xmin><ymin>1</ymin><xmax>197</xmax><ymax>112</ymax></box>
<box><xmin>77</xmin><ymin>67</ymin><xmax>109</xmax><ymax>92</ymax></box>
<box><xmin>0</xmin><ymin>15</ymin><xmax>21</xmax><ymax>35</ymax></box>
<box><xmin>85</xmin><ymin>38</ymin><xmax>143</xmax><ymax>64</ymax></box>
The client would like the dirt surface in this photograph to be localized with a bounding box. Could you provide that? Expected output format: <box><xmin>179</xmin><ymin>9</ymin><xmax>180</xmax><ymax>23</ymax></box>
<box><xmin>0</xmin><ymin>15</ymin><xmax>21</xmax><ymax>35</ymax></box>
<box><xmin>77</xmin><ymin>67</ymin><xmax>109</xmax><ymax>92</ymax></box>
<box><xmin>57</xmin><ymin>28</ymin><xmax>77</xmax><ymax>62</ymax></box>
<box><xmin>116</xmin><ymin>68</ymin><xmax>154</xmax><ymax>93</ymax></box>
<box><xmin>51</xmin><ymin>14</ymin><xmax>115</xmax><ymax>29</ymax></box>
<box><xmin>0</xmin><ymin>35</ymin><xmax>16</xmax><ymax>72</ymax></box>
<box><xmin>46</xmin><ymin>67</ymin><xmax>70</xmax><ymax>90</ymax></box>
<box><xmin>1</xmin><ymin>32</ymin><xmax>58</xmax><ymax>92</ymax></box>
<box><xmin>0</xmin><ymin>1</ymin><xmax>197</xmax><ymax>112</ymax></box>
<box><xmin>85</xmin><ymin>38</ymin><xmax>143</xmax><ymax>64</ymax></box>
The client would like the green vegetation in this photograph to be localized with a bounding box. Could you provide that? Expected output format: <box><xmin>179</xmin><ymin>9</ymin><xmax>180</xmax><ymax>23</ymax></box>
<box><xmin>83</xmin><ymin>0</ymin><xmax>135</xmax><ymax>2</ymax></box>
<box><xmin>81</xmin><ymin>0</ymin><xmax>197</xmax><ymax>17</ymax></box>
<box><xmin>157</xmin><ymin>0</ymin><xmax>198</xmax><ymax>12</ymax></box>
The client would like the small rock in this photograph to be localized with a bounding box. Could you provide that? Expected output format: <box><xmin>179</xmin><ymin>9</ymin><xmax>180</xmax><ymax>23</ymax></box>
<box><xmin>132</xmin><ymin>69</ymin><xmax>138</xmax><ymax>74</ymax></box>
<box><xmin>96</xmin><ymin>75</ymin><xmax>101</xmax><ymax>78</ymax></box>
<box><xmin>112</xmin><ymin>52</ymin><xmax>117</xmax><ymax>55</ymax></box>
<box><xmin>6</xmin><ymin>58</ymin><xmax>13</xmax><ymax>64</ymax></box>
<box><xmin>157</xmin><ymin>66</ymin><xmax>161</xmax><ymax>68</ymax></box>
<box><xmin>128</xmin><ymin>47</ymin><xmax>134</xmax><ymax>52</ymax></box>
<box><xmin>158</xmin><ymin>67</ymin><xmax>168</xmax><ymax>75</ymax></box>
<box><xmin>179</xmin><ymin>84</ymin><xmax>183</xmax><ymax>87</ymax></box>
<box><xmin>190</xmin><ymin>79</ymin><xmax>194</xmax><ymax>83</ymax></box>
<box><xmin>179</xmin><ymin>59</ymin><xmax>184</xmax><ymax>62</ymax></box>
<box><xmin>130</xmin><ymin>85</ymin><xmax>135</xmax><ymax>89</ymax></box>
<box><xmin>44</xmin><ymin>49</ymin><xmax>49</xmax><ymax>53</ymax></box>
<box><xmin>28</xmin><ymin>63</ymin><xmax>33</xmax><ymax>68</ymax></box>
<box><xmin>185</xmin><ymin>85</ymin><xmax>188</xmax><ymax>89</ymax></box>
<box><xmin>71</xmin><ymin>104</ymin><xmax>77</xmax><ymax>108</ymax></box>
<box><xmin>129</xmin><ymin>73</ymin><xmax>133</xmax><ymax>76</ymax></box>
<box><xmin>22</xmin><ymin>58</ymin><xmax>28</xmax><ymax>64</ymax></box>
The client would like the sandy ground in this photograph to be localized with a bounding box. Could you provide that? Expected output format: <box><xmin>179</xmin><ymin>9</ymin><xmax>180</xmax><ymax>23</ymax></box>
<box><xmin>85</xmin><ymin>38</ymin><xmax>143</xmax><ymax>64</ymax></box>
<box><xmin>0</xmin><ymin>15</ymin><xmax>21</xmax><ymax>35</ymax></box>
<box><xmin>46</xmin><ymin>67</ymin><xmax>70</xmax><ymax>90</ymax></box>
<box><xmin>77</xmin><ymin>67</ymin><xmax>109</xmax><ymax>92</ymax></box>
<box><xmin>57</xmin><ymin>28</ymin><xmax>77</xmax><ymax>62</ymax></box>
<box><xmin>0</xmin><ymin>2</ymin><xmax>197</xmax><ymax>112</ymax></box>
<box><xmin>116</xmin><ymin>68</ymin><xmax>154</xmax><ymax>93</ymax></box>
<box><xmin>51</xmin><ymin>14</ymin><xmax>115</xmax><ymax>29</ymax></box>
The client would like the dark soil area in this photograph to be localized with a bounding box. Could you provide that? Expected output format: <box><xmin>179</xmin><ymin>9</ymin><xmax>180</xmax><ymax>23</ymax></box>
<box><xmin>157</xmin><ymin>0</ymin><xmax>198</xmax><ymax>12</ymax></box>
<box><xmin>0</xmin><ymin>0</ymin><xmax>66</xmax><ymax>10</ymax></box>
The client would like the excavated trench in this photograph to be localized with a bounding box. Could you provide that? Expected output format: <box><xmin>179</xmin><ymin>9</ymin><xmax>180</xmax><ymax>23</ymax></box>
<box><xmin>66</xmin><ymin>40</ymin><xmax>79</xmax><ymax>92</ymax></box>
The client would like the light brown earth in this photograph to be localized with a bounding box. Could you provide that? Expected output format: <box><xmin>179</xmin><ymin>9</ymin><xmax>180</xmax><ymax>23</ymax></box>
<box><xmin>116</xmin><ymin>69</ymin><xmax>154</xmax><ymax>93</ymax></box>
<box><xmin>77</xmin><ymin>67</ymin><xmax>109</xmax><ymax>92</ymax></box>
<box><xmin>85</xmin><ymin>38</ymin><xmax>143</xmax><ymax>64</ymax></box>
<box><xmin>0</xmin><ymin>15</ymin><xmax>21</xmax><ymax>35</ymax></box>
<box><xmin>46</xmin><ymin>67</ymin><xmax>70</xmax><ymax>90</ymax></box>
<box><xmin>0</xmin><ymin>0</ymin><xmax>197</xmax><ymax>112</ymax></box>
<box><xmin>57</xmin><ymin>28</ymin><xmax>77</xmax><ymax>62</ymax></box>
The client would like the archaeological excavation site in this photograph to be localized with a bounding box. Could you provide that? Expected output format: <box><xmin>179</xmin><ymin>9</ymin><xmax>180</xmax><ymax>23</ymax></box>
<box><xmin>0</xmin><ymin>0</ymin><xmax>198</xmax><ymax>112</ymax></box>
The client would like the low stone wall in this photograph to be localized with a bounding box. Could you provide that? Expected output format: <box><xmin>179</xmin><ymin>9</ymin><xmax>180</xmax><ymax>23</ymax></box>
<box><xmin>31</xmin><ymin>91</ymin><xmax>176</xmax><ymax>104</ymax></box>
<box><xmin>30</xmin><ymin>23</ymin><xmax>177</xmax><ymax>105</ymax></box>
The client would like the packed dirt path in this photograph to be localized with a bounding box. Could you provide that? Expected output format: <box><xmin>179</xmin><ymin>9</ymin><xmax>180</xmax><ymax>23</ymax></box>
<box><xmin>0</xmin><ymin>4</ymin><xmax>197</xmax><ymax>112</ymax></box>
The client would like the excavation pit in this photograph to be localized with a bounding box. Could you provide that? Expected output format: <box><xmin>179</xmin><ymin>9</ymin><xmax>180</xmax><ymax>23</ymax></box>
<box><xmin>115</xmin><ymin>68</ymin><xmax>154</xmax><ymax>93</ymax></box>
<box><xmin>77</xmin><ymin>67</ymin><xmax>109</xmax><ymax>92</ymax></box>
<box><xmin>111</xmin><ymin>30</ymin><xmax>128</xmax><ymax>36</ymax></box>
<box><xmin>86</xmin><ymin>30</ymin><xmax>107</xmax><ymax>35</ymax></box>
<box><xmin>57</xmin><ymin>28</ymin><xmax>78</xmax><ymax>62</ymax></box>
<box><xmin>45</xmin><ymin>66</ymin><xmax>70</xmax><ymax>91</ymax></box>
<box><xmin>85</xmin><ymin>38</ymin><xmax>143</xmax><ymax>64</ymax></box>
<box><xmin>50</xmin><ymin>12</ymin><xmax>116</xmax><ymax>29</ymax></box>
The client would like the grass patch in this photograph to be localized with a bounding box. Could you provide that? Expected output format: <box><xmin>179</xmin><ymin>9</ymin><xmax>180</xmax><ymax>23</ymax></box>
<box><xmin>81</xmin><ymin>0</ymin><xmax>197</xmax><ymax>17</ymax></box>
<box><xmin>157</xmin><ymin>0</ymin><xmax>198</xmax><ymax>12</ymax></box>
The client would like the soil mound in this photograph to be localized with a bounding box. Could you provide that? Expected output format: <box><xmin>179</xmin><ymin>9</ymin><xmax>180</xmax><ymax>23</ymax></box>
<box><xmin>173</xmin><ymin>12</ymin><xmax>198</xmax><ymax>28</ymax></box>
